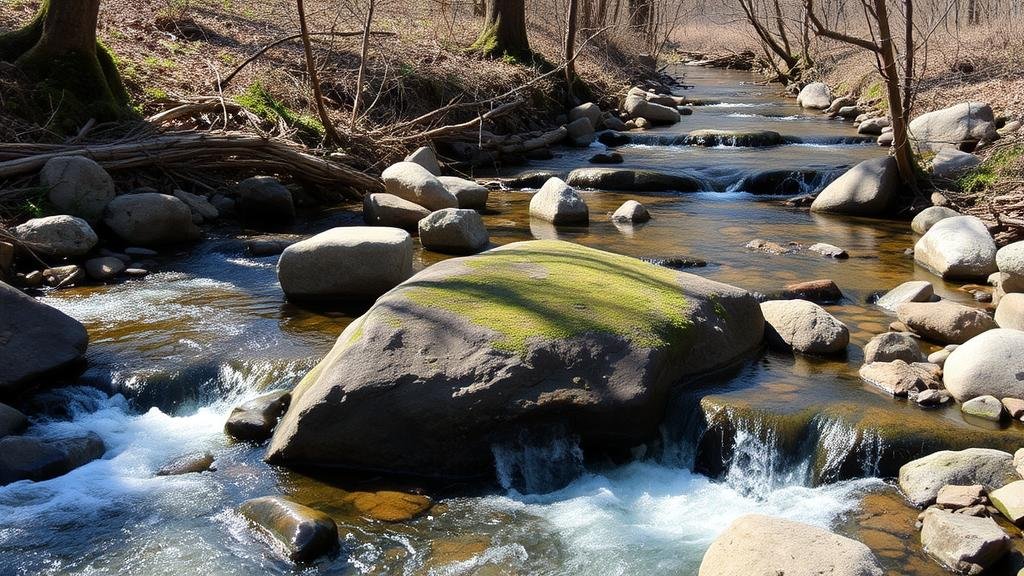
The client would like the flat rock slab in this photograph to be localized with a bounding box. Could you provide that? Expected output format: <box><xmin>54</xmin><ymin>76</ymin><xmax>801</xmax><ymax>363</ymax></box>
<box><xmin>345</xmin><ymin>491</ymin><xmax>432</xmax><ymax>522</ymax></box>
<box><xmin>920</xmin><ymin>508</ymin><xmax>1009</xmax><ymax>574</ymax></box>
<box><xmin>896</xmin><ymin>300</ymin><xmax>996</xmax><ymax>345</ymax></box>
<box><xmin>876</xmin><ymin>281</ymin><xmax>934</xmax><ymax>311</ymax></box>
<box><xmin>899</xmin><ymin>448</ymin><xmax>1018</xmax><ymax>507</ymax></box>
<box><xmin>989</xmin><ymin>480</ymin><xmax>1024</xmax><ymax>524</ymax></box>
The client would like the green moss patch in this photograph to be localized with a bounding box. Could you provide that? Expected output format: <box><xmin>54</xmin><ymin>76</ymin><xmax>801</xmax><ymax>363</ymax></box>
<box><xmin>402</xmin><ymin>241</ymin><xmax>693</xmax><ymax>354</ymax></box>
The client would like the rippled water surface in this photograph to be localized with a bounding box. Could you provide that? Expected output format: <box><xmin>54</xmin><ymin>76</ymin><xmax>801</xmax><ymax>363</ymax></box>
<box><xmin>2</xmin><ymin>66</ymin><xmax>1018</xmax><ymax>576</ymax></box>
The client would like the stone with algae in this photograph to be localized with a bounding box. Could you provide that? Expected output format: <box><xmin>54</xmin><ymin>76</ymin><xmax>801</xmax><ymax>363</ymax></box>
<box><xmin>266</xmin><ymin>240</ymin><xmax>763</xmax><ymax>478</ymax></box>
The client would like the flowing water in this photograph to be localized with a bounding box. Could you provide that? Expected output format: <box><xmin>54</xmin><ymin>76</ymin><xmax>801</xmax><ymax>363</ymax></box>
<box><xmin>2</xmin><ymin>66</ymin><xmax>1022</xmax><ymax>575</ymax></box>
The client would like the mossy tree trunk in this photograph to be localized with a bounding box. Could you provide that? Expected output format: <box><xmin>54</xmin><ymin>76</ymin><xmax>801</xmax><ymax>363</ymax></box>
<box><xmin>0</xmin><ymin>0</ymin><xmax>130</xmax><ymax>129</ymax></box>
<box><xmin>470</xmin><ymin>0</ymin><xmax>531</xmax><ymax>59</ymax></box>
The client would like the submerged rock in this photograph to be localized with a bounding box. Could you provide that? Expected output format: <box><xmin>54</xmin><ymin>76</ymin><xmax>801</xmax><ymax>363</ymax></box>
<box><xmin>266</xmin><ymin>240</ymin><xmax>763</xmax><ymax>478</ymax></box>
<box><xmin>899</xmin><ymin>448</ymin><xmax>1017</xmax><ymax>507</ymax></box>
<box><xmin>780</xmin><ymin>279</ymin><xmax>843</xmax><ymax>303</ymax></box>
<box><xmin>895</xmin><ymin>300</ymin><xmax>996</xmax><ymax>344</ymax></box>
<box><xmin>418</xmin><ymin>209</ymin><xmax>489</xmax><ymax>254</ymax></box>
<box><xmin>529</xmin><ymin>178</ymin><xmax>589</xmax><ymax>224</ymax></box>
<box><xmin>40</xmin><ymin>156</ymin><xmax>115</xmax><ymax>224</ymax></box>
<box><xmin>345</xmin><ymin>491</ymin><xmax>432</xmax><ymax>522</ymax></box>
<box><xmin>698</xmin><ymin>514</ymin><xmax>882</xmax><ymax>576</ymax></box>
<box><xmin>914</xmin><ymin>216</ymin><xmax>997</xmax><ymax>280</ymax></box>
<box><xmin>0</xmin><ymin>281</ymin><xmax>88</xmax><ymax>398</ymax></box>
<box><xmin>363</xmin><ymin>193</ymin><xmax>430</xmax><ymax>230</ymax></box>
<box><xmin>225</xmin><ymin>390</ymin><xmax>291</xmax><ymax>442</ymax></box>
<box><xmin>156</xmin><ymin>451</ymin><xmax>215</xmax><ymax>476</ymax></box>
<box><xmin>761</xmin><ymin>299</ymin><xmax>849</xmax><ymax>355</ymax></box>
<box><xmin>566</xmin><ymin>168</ymin><xmax>702</xmax><ymax>192</ymax></box>
<box><xmin>911</xmin><ymin>206</ymin><xmax>959</xmax><ymax>235</ymax></box>
<box><xmin>808</xmin><ymin>243</ymin><xmax>848</xmax><ymax>258</ymax></box>
<box><xmin>920</xmin><ymin>508</ymin><xmax>1009</xmax><ymax>574</ymax></box>
<box><xmin>12</xmin><ymin>215</ymin><xmax>98</xmax><ymax>258</ymax></box>
<box><xmin>810</xmin><ymin>157</ymin><xmax>899</xmax><ymax>215</ymax></box>
<box><xmin>238</xmin><ymin>496</ymin><xmax>338</xmax><ymax>562</ymax></box>
<box><xmin>908</xmin><ymin>102</ymin><xmax>998</xmax><ymax>153</ymax></box>
<box><xmin>944</xmin><ymin>329</ymin><xmax>1024</xmax><ymax>401</ymax></box>
<box><xmin>277</xmin><ymin>227</ymin><xmax>413</xmax><ymax>301</ymax></box>
<box><xmin>0</xmin><ymin>433</ymin><xmax>105</xmax><ymax>485</ymax></box>
<box><xmin>611</xmin><ymin>200</ymin><xmax>650</xmax><ymax>223</ymax></box>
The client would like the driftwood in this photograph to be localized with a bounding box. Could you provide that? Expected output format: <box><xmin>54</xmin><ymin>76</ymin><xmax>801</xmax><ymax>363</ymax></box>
<box><xmin>0</xmin><ymin>131</ymin><xmax>382</xmax><ymax>201</ymax></box>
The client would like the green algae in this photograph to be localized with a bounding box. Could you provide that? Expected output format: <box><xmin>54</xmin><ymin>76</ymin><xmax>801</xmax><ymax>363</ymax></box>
<box><xmin>402</xmin><ymin>241</ymin><xmax>693</xmax><ymax>354</ymax></box>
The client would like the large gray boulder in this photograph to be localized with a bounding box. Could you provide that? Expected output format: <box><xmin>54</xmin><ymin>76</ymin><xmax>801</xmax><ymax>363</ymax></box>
<box><xmin>908</xmin><ymin>102</ymin><xmax>998</xmax><ymax>153</ymax></box>
<box><xmin>863</xmin><ymin>331</ymin><xmax>924</xmax><ymax>363</ymax></box>
<box><xmin>760</xmin><ymin>299</ymin><xmax>849</xmax><ymax>355</ymax></box>
<box><xmin>382</xmin><ymin>162</ymin><xmax>458</xmax><ymax>211</ymax></box>
<box><xmin>931</xmin><ymin>149</ymin><xmax>982</xmax><ymax>178</ymax></box>
<box><xmin>437</xmin><ymin>176</ymin><xmax>488</xmax><ymax>210</ymax></box>
<box><xmin>362</xmin><ymin>193</ymin><xmax>430</xmax><ymax>230</ymax></box>
<box><xmin>277</xmin><ymin>227</ymin><xmax>412</xmax><ymax>301</ymax></box>
<box><xmin>39</xmin><ymin>156</ymin><xmax>115</xmax><ymax>224</ymax></box>
<box><xmin>569</xmin><ymin>102</ymin><xmax>602</xmax><ymax>129</ymax></box>
<box><xmin>565</xmin><ymin>117</ymin><xmax>595</xmax><ymax>146</ymax></box>
<box><xmin>417</xmin><ymin>209</ymin><xmax>489</xmax><ymax>254</ymax></box>
<box><xmin>921</xmin><ymin>508</ymin><xmax>1010</xmax><ymax>574</ymax></box>
<box><xmin>997</xmin><ymin>241</ymin><xmax>1024</xmax><ymax>294</ymax></box>
<box><xmin>899</xmin><ymin>448</ymin><xmax>1018</xmax><ymax>507</ymax></box>
<box><xmin>529</xmin><ymin>178</ymin><xmax>589</xmax><ymax>224</ymax></box>
<box><xmin>944</xmin><ymin>329</ymin><xmax>1024</xmax><ymax>401</ymax></box>
<box><xmin>266</xmin><ymin>240</ymin><xmax>764</xmax><ymax>478</ymax></box>
<box><xmin>995</xmin><ymin>293</ymin><xmax>1023</xmax><ymax>330</ymax></box>
<box><xmin>896</xmin><ymin>300</ymin><xmax>996</xmax><ymax>344</ymax></box>
<box><xmin>0</xmin><ymin>281</ymin><xmax>88</xmax><ymax>398</ymax></box>
<box><xmin>875</xmin><ymin>280</ymin><xmax>934</xmax><ymax>311</ymax></box>
<box><xmin>103</xmin><ymin>193</ymin><xmax>200</xmax><ymax>246</ymax></box>
<box><xmin>404</xmin><ymin>146</ymin><xmax>441</xmax><ymax>176</ymax></box>
<box><xmin>236</xmin><ymin>176</ymin><xmax>295</xmax><ymax>228</ymax></box>
<box><xmin>915</xmin><ymin>215</ymin><xmax>997</xmax><ymax>280</ymax></box>
<box><xmin>698</xmin><ymin>514</ymin><xmax>882</xmax><ymax>576</ymax></box>
<box><xmin>12</xmin><ymin>215</ymin><xmax>98</xmax><ymax>258</ymax></box>
<box><xmin>623</xmin><ymin>94</ymin><xmax>680</xmax><ymax>125</ymax></box>
<box><xmin>566</xmin><ymin>168</ymin><xmax>702</xmax><ymax>192</ymax></box>
<box><xmin>911</xmin><ymin>206</ymin><xmax>959</xmax><ymax>235</ymax></box>
<box><xmin>0</xmin><ymin>433</ymin><xmax>105</xmax><ymax>485</ymax></box>
<box><xmin>238</xmin><ymin>496</ymin><xmax>338</xmax><ymax>562</ymax></box>
<box><xmin>810</xmin><ymin>156</ymin><xmax>900</xmax><ymax>215</ymax></box>
<box><xmin>796</xmin><ymin>82</ymin><xmax>832</xmax><ymax>109</ymax></box>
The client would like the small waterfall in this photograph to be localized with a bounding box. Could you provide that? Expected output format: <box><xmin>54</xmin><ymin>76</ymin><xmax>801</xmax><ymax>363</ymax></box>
<box><xmin>492</xmin><ymin>428</ymin><xmax>586</xmax><ymax>495</ymax></box>
<box><xmin>722</xmin><ymin>418</ymin><xmax>810</xmax><ymax>496</ymax></box>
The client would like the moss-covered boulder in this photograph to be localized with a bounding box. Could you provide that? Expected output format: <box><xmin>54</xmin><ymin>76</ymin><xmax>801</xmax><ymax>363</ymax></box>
<box><xmin>266</xmin><ymin>240</ymin><xmax>764</xmax><ymax>479</ymax></box>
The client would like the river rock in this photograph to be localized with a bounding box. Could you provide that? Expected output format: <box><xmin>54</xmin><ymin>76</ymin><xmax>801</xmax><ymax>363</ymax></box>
<box><xmin>997</xmin><ymin>242</ymin><xmax>1024</xmax><ymax>293</ymax></box>
<box><xmin>611</xmin><ymin>200</ymin><xmax>650</xmax><ymax>223</ymax></box>
<box><xmin>266</xmin><ymin>240</ymin><xmax>764</xmax><ymax>478</ymax></box>
<box><xmin>761</xmin><ymin>299</ymin><xmax>849</xmax><ymax>355</ymax></box>
<box><xmin>0</xmin><ymin>403</ymin><xmax>28</xmax><ymax>438</ymax></box>
<box><xmin>382</xmin><ymin>162</ymin><xmax>458</xmax><ymax>211</ymax></box>
<box><xmin>363</xmin><ymin>193</ymin><xmax>430</xmax><ymax>230</ymax></box>
<box><xmin>859</xmin><ymin>360</ymin><xmax>941</xmax><ymax>396</ymax></box>
<box><xmin>796</xmin><ymin>82</ymin><xmax>833</xmax><ymax>109</ymax></box>
<box><xmin>277</xmin><ymin>227</ymin><xmax>413</xmax><ymax>301</ymax></box>
<box><xmin>156</xmin><ymin>451</ymin><xmax>215</xmax><ymax>476</ymax></box>
<box><xmin>780</xmin><ymin>279</ymin><xmax>843</xmax><ymax>303</ymax></box>
<box><xmin>623</xmin><ymin>94</ymin><xmax>680</xmax><ymax>124</ymax></box>
<box><xmin>858</xmin><ymin>117</ymin><xmax>890</xmax><ymax>135</ymax></box>
<box><xmin>943</xmin><ymin>329</ymin><xmax>1024</xmax><ymax>401</ymax></box>
<box><xmin>0</xmin><ymin>281</ymin><xmax>88</xmax><ymax>398</ymax></box>
<box><xmin>39</xmin><ymin>156</ymin><xmax>116</xmax><ymax>224</ymax></box>
<box><xmin>569</xmin><ymin>102</ymin><xmax>602</xmax><ymax>128</ymax></box>
<box><xmin>876</xmin><ymin>280</ymin><xmax>934</xmax><ymax>311</ymax></box>
<box><xmin>911</xmin><ymin>206</ymin><xmax>960</xmax><ymax>234</ymax></box>
<box><xmin>896</xmin><ymin>300</ymin><xmax>995</xmax><ymax>344</ymax></box>
<box><xmin>598</xmin><ymin>131</ymin><xmax>630</xmax><ymax>147</ymax></box>
<box><xmin>589</xmin><ymin>152</ymin><xmax>623</xmax><ymax>164</ymax></box>
<box><xmin>566</xmin><ymin>168</ymin><xmax>702</xmax><ymax>192</ymax></box>
<box><xmin>877</xmin><ymin>132</ymin><xmax>894</xmax><ymax>146</ymax></box>
<box><xmin>84</xmin><ymin>256</ymin><xmax>125</xmax><ymax>281</ymax></box>
<box><xmin>995</xmin><ymin>293</ymin><xmax>1023</xmax><ymax>330</ymax></box>
<box><xmin>11</xmin><ymin>215</ymin><xmax>98</xmax><ymax>258</ymax></box>
<box><xmin>686</xmin><ymin>129</ymin><xmax>785</xmax><ymax>147</ymax></box>
<box><xmin>236</xmin><ymin>176</ymin><xmax>296</xmax><ymax>228</ymax></box>
<box><xmin>238</xmin><ymin>496</ymin><xmax>338</xmax><ymax>562</ymax></box>
<box><xmin>565</xmin><ymin>117</ymin><xmax>595</xmax><ymax>146</ymax></box>
<box><xmin>908</xmin><ymin>102</ymin><xmax>998</xmax><ymax>153</ymax></box>
<box><xmin>932</xmin><ymin>149</ymin><xmax>982</xmax><ymax>178</ymax></box>
<box><xmin>104</xmin><ymin>193</ymin><xmax>200</xmax><ymax>246</ymax></box>
<box><xmin>928</xmin><ymin>344</ymin><xmax>957</xmax><ymax>366</ymax></box>
<box><xmin>418</xmin><ymin>209</ymin><xmax>489</xmax><ymax>254</ymax></box>
<box><xmin>810</xmin><ymin>156</ymin><xmax>899</xmax><ymax>215</ymax></box>
<box><xmin>915</xmin><ymin>216</ymin><xmax>997</xmax><ymax>280</ymax></box>
<box><xmin>43</xmin><ymin>264</ymin><xmax>85</xmax><ymax>287</ymax></box>
<box><xmin>990</xmin><ymin>480</ymin><xmax>1024</xmax><ymax>524</ymax></box>
<box><xmin>920</xmin><ymin>508</ymin><xmax>1010</xmax><ymax>574</ymax></box>
<box><xmin>437</xmin><ymin>176</ymin><xmax>488</xmax><ymax>210</ymax></box>
<box><xmin>0</xmin><ymin>433</ymin><xmax>105</xmax><ymax>485</ymax></box>
<box><xmin>529</xmin><ymin>178</ymin><xmax>588</xmax><ymax>224</ymax></box>
<box><xmin>345</xmin><ymin>490</ymin><xmax>432</xmax><ymax>522</ymax></box>
<box><xmin>962</xmin><ymin>395</ymin><xmax>1004</xmax><ymax>420</ymax></box>
<box><xmin>937</xmin><ymin>485</ymin><xmax>986</xmax><ymax>509</ymax></box>
<box><xmin>808</xmin><ymin>243</ymin><xmax>848</xmax><ymax>258</ymax></box>
<box><xmin>404</xmin><ymin>146</ymin><xmax>442</xmax><ymax>176</ymax></box>
<box><xmin>863</xmin><ymin>332</ymin><xmax>925</xmax><ymax>363</ymax></box>
<box><xmin>899</xmin><ymin>448</ymin><xmax>1018</xmax><ymax>507</ymax></box>
<box><xmin>698</xmin><ymin>514</ymin><xmax>882</xmax><ymax>576</ymax></box>
<box><xmin>225</xmin><ymin>390</ymin><xmax>291</xmax><ymax>442</ymax></box>
<box><xmin>173</xmin><ymin>189</ymin><xmax>219</xmax><ymax>221</ymax></box>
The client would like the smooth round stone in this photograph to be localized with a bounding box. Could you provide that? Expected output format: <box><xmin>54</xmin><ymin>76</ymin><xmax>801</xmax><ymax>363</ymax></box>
<box><xmin>962</xmin><ymin>395</ymin><xmax>1005</xmax><ymax>421</ymax></box>
<box><xmin>914</xmin><ymin>216</ymin><xmax>997</xmax><ymax>280</ymax></box>
<box><xmin>417</xmin><ymin>209</ymin><xmax>489</xmax><ymax>255</ymax></box>
<box><xmin>11</xmin><ymin>215</ymin><xmax>98</xmax><ymax>258</ymax></box>
<box><xmin>611</xmin><ymin>200</ymin><xmax>650</xmax><ymax>223</ymax></box>
<box><xmin>529</xmin><ymin>177</ymin><xmax>589</xmax><ymax>224</ymax></box>
<box><xmin>911</xmin><ymin>206</ymin><xmax>959</xmax><ymax>235</ymax></box>
<box><xmin>944</xmin><ymin>329</ymin><xmax>1024</xmax><ymax>401</ymax></box>
<box><xmin>995</xmin><ymin>293</ymin><xmax>1024</xmax><ymax>330</ymax></box>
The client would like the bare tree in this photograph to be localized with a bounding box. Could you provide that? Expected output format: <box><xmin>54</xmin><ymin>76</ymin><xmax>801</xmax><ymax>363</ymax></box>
<box><xmin>565</xmin><ymin>0</ymin><xmax>580</xmax><ymax>103</ymax></box>
<box><xmin>471</xmin><ymin>0</ymin><xmax>531</xmax><ymax>58</ymax></box>
<box><xmin>351</xmin><ymin>0</ymin><xmax>377</xmax><ymax>130</ymax></box>
<box><xmin>296</xmin><ymin>0</ymin><xmax>343</xmax><ymax>145</ymax></box>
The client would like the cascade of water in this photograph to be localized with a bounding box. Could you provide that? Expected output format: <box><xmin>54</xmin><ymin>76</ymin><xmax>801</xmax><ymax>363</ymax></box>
<box><xmin>492</xmin><ymin>429</ymin><xmax>586</xmax><ymax>495</ymax></box>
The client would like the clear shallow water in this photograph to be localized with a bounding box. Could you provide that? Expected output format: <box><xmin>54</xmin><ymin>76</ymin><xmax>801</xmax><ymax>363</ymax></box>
<box><xmin>1</xmin><ymin>66</ymin><xmax>1014</xmax><ymax>575</ymax></box>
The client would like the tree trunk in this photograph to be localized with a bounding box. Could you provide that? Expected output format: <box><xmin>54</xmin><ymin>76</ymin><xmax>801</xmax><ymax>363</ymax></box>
<box><xmin>628</xmin><ymin>0</ymin><xmax>651</xmax><ymax>33</ymax></box>
<box><xmin>0</xmin><ymin>0</ymin><xmax>129</xmax><ymax>128</ymax></box>
<box><xmin>470</xmin><ymin>0</ymin><xmax>531</xmax><ymax>59</ymax></box>
<box><xmin>872</xmin><ymin>0</ymin><xmax>917</xmax><ymax>192</ymax></box>
<box><xmin>565</xmin><ymin>0</ymin><xmax>579</xmax><ymax>104</ymax></box>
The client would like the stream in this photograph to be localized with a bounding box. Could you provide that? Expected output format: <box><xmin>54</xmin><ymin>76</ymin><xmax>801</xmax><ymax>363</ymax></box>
<box><xmin>2</xmin><ymin>65</ymin><xmax>1022</xmax><ymax>575</ymax></box>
